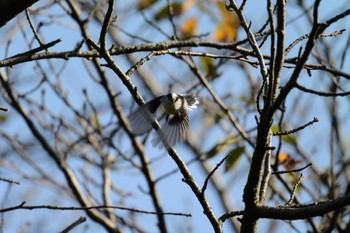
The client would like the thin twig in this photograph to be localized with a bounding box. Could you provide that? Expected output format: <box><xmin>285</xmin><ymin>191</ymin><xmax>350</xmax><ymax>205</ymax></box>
<box><xmin>0</xmin><ymin>202</ymin><xmax>192</xmax><ymax>217</ymax></box>
<box><xmin>0</xmin><ymin>106</ymin><xmax>8</xmax><ymax>112</ymax></box>
<box><xmin>60</xmin><ymin>216</ymin><xmax>87</xmax><ymax>233</ymax></box>
<box><xmin>285</xmin><ymin>174</ymin><xmax>304</xmax><ymax>206</ymax></box>
<box><xmin>273</xmin><ymin>117</ymin><xmax>319</xmax><ymax>136</ymax></box>
<box><xmin>0</xmin><ymin>177</ymin><xmax>20</xmax><ymax>184</ymax></box>
<box><xmin>296</xmin><ymin>83</ymin><xmax>350</xmax><ymax>97</ymax></box>
<box><xmin>218</xmin><ymin>210</ymin><xmax>244</xmax><ymax>223</ymax></box>
<box><xmin>202</xmin><ymin>153</ymin><xmax>231</xmax><ymax>194</ymax></box>
<box><xmin>126</xmin><ymin>49</ymin><xmax>255</xmax><ymax>77</ymax></box>
<box><xmin>8</xmin><ymin>39</ymin><xmax>61</xmax><ymax>59</ymax></box>
<box><xmin>272</xmin><ymin>163</ymin><xmax>312</xmax><ymax>175</ymax></box>
<box><xmin>285</xmin><ymin>29</ymin><xmax>345</xmax><ymax>55</ymax></box>
<box><xmin>99</xmin><ymin>0</ymin><xmax>114</xmax><ymax>50</ymax></box>
<box><xmin>25</xmin><ymin>9</ymin><xmax>44</xmax><ymax>46</ymax></box>
<box><xmin>227</xmin><ymin>0</ymin><xmax>268</xmax><ymax>80</ymax></box>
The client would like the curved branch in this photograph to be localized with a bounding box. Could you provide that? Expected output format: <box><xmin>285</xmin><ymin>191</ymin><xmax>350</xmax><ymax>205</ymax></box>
<box><xmin>296</xmin><ymin>83</ymin><xmax>350</xmax><ymax>97</ymax></box>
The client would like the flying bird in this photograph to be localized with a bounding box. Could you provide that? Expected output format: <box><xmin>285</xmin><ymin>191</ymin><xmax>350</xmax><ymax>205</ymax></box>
<box><xmin>129</xmin><ymin>93</ymin><xmax>199</xmax><ymax>147</ymax></box>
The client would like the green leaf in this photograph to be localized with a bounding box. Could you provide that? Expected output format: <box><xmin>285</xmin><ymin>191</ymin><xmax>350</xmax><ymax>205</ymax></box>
<box><xmin>206</xmin><ymin>135</ymin><xmax>238</xmax><ymax>158</ymax></box>
<box><xmin>238</xmin><ymin>96</ymin><xmax>255</xmax><ymax>106</ymax></box>
<box><xmin>200</xmin><ymin>57</ymin><xmax>220</xmax><ymax>81</ymax></box>
<box><xmin>154</xmin><ymin>3</ymin><xmax>182</xmax><ymax>21</ymax></box>
<box><xmin>271</xmin><ymin>125</ymin><xmax>297</xmax><ymax>145</ymax></box>
<box><xmin>283</xmin><ymin>134</ymin><xmax>297</xmax><ymax>145</ymax></box>
<box><xmin>0</xmin><ymin>114</ymin><xmax>8</xmax><ymax>123</ymax></box>
<box><xmin>224</xmin><ymin>146</ymin><xmax>244</xmax><ymax>172</ymax></box>
<box><xmin>271</xmin><ymin>125</ymin><xmax>280</xmax><ymax>133</ymax></box>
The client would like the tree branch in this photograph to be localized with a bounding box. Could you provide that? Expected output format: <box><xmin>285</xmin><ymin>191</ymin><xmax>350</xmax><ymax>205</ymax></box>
<box><xmin>0</xmin><ymin>0</ymin><xmax>38</xmax><ymax>27</ymax></box>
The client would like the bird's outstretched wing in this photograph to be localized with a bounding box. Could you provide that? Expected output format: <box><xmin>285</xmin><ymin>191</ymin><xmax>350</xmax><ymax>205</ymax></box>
<box><xmin>128</xmin><ymin>96</ymin><xmax>163</xmax><ymax>135</ymax></box>
<box><xmin>152</xmin><ymin>110</ymin><xmax>189</xmax><ymax>147</ymax></box>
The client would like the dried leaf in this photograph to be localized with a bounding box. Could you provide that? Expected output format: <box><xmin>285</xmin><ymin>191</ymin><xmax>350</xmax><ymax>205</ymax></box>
<box><xmin>138</xmin><ymin>0</ymin><xmax>159</xmax><ymax>11</ymax></box>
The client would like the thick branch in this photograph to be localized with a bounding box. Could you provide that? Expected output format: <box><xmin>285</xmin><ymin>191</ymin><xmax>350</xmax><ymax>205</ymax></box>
<box><xmin>0</xmin><ymin>0</ymin><xmax>38</xmax><ymax>27</ymax></box>
<box><xmin>257</xmin><ymin>193</ymin><xmax>350</xmax><ymax>220</ymax></box>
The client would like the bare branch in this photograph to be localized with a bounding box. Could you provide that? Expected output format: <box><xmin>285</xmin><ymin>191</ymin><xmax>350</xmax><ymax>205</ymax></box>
<box><xmin>0</xmin><ymin>202</ymin><xmax>191</xmax><ymax>217</ymax></box>
<box><xmin>272</xmin><ymin>163</ymin><xmax>313</xmax><ymax>175</ymax></box>
<box><xmin>0</xmin><ymin>177</ymin><xmax>20</xmax><ymax>184</ymax></box>
<box><xmin>219</xmin><ymin>210</ymin><xmax>244</xmax><ymax>223</ymax></box>
<box><xmin>60</xmin><ymin>216</ymin><xmax>87</xmax><ymax>233</ymax></box>
<box><xmin>273</xmin><ymin>117</ymin><xmax>319</xmax><ymax>136</ymax></box>
<box><xmin>257</xmin><ymin>193</ymin><xmax>350</xmax><ymax>220</ymax></box>
<box><xmin>296</xmin><ymin>83</ymin><xmax>350</xmax><ymax>97</ymax></box>
<box><xmin>285</xmin><ymin>174</ymin><xmax>304</xmax><ymax>206</ymax></box>
<box><xmin>227</xmin><ymin>0</ymin><xmax>268</xmax><ymax>80</ymax></box>
<box><xmin>0</xmin><ymin>106</ymin><xmax>8</xmax><ymax>111</ymax></box>
<box><xmin>202</xmin><ymin>153</ymin><xmax>230</xmax><ymax>194</ymax></box>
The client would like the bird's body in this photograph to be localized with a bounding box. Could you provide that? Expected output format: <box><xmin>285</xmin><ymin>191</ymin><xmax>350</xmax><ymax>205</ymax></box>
<box><xmin>128</xmin><ymin>93</ymin><xmax>199</xmax><ymax>147</ymax></box>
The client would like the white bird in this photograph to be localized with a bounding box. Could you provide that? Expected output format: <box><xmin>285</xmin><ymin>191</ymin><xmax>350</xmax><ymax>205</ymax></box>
<box><xmin>128</xmin><ymin>93</ymin><xmax>199</xmax><ymax>147</ymax></box>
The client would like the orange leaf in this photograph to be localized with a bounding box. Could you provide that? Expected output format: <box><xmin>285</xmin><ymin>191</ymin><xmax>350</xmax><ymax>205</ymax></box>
<box><xmin>182</xmin><ymin>0</ymin><xmax>196</xmax><ymax>12</ymax></box>
<box><xmin>278</xmin><ymin>153</ymin><xmax>302</xmax><ymax>170</ymax></box>
<box><xmin>213</xmin><ymin>20</ymin><xmax>238</xmax><ymax>42</ymax></box>
<box><xmin>278</xmin><ymin>153</ymin><xmax>289</xmax><ymax>163</ymax></box>
<box><xmin>181</xmin><ymin>17</ymin><xmax>197</xmax><ymax>38</ymax></box>
<box><xmin>216</xmin><ymin>2</ymin><xmax>232</xmax><ymax>18</ymax></box>
<box><xmin>213</xmin><ymin>2</ymin><xmax>240</xmax><ymax>42</ymax></box>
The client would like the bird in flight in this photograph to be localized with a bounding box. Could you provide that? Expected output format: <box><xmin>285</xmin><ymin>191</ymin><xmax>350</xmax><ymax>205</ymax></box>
<box><xmin>129</xmin><ymin>93</ymin><xmax>199</xmax><ymax>147</ymax></box>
